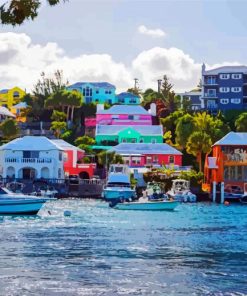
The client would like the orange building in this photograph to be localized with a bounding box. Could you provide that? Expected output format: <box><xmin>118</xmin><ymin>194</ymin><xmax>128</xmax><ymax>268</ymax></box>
<box><xmin>204</xmin><ymin>132</ymin><xmax>247</xmax><ymax>194</ymax></box>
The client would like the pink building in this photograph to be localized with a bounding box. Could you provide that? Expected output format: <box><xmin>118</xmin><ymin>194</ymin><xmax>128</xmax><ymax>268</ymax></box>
<box><xmin>96</xmin><ymin>104</ymin><xmax>154</xmax><ymax>126</ymax></box>
<box><xmin>84</xmin><ymin>117</ymin><xmax>96</xmax><ymax>137</ymax></box>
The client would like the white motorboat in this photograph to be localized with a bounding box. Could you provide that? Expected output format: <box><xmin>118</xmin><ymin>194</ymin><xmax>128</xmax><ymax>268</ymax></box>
<box><xmin>167</xmin><ymin>179</ymin><xmax>197</xmax><ymax>202</ymax></box>
<box><xmin>0</xmin><ymin>187</ymin><xmax>55</xmax><ymax>215</ymax></box>
<box><xmin>103</xmin><ymin>164</ymin><xmax>136</xmax><ymax>201</ymax></box>
<box><xmin>110</xmin><ymin>198</ymin><xmax>179</xmax><ymax>211</ymax></box>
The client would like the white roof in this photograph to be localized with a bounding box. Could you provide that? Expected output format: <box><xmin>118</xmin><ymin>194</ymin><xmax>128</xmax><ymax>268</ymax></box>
<box><xmin>0</xmin><ymin>106</ymin><xmax>15</xmax><ymax>118</ymax></box>
<box><xmin>97</xmin><ymin>105</ymin><xmax>149</xmax><ymax>115</ymax></box>
<box><xmin>213</xmin><ymin>132</ymin><xmax>247</xmax><ymax>146</ymax></box>
<box><xmin>0</xmin><ymin>136</ymin><xmax>63</xmax><ymax>151</ymax></box>
<box><xmin>205</xmin><ymin>65</ymin><xmax>247</xmax><ymax>75</ymax></box>
<box><xmin>51</xmin><ymin>139</ymin><xmax>84</xmax><ymax>152</ymax></box>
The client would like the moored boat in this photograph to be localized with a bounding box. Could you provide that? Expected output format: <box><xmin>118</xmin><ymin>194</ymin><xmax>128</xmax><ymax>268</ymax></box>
<box><xmin>167</xmin><ymin>179</ymin><xmax>197</xmax><ymax>202</ymax></box>
<box><xmin>111</xmin><ymin>199</ymin><xmax>179</xmax><ymax>211</ymax></box>
<box><xmin>103</xmin><ymin>164</ymin><xmax>136</xmax><ymax>201</ymax></box>
<box><xmin>0</xmin><ymin>187</ymin><xmax>55</xmax><ymax>215</ymax></box>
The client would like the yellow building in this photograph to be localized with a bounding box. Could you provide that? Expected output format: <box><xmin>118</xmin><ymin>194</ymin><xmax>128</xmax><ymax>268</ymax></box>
<box><xmin>0</xmin><ymin>87</ymin><xmax>26</xmax><ymax>109</ymax></box>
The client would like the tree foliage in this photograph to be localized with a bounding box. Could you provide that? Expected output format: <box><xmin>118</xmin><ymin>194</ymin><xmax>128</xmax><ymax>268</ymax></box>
<box><xmin>235</xmin><ymin>112</ymin><xmax>247</xmax><ymax>132</ymax></box>
<box><xmin>0</xmin><ymin>0</ymin><xmax>65</xmax><ymax>26</ymax></box>
<box><xmin>0</xmin><ymin>118</ymin><xmax>19</xmax><ymax>140</ymax></box>
<box><xmin>97</xmin><ymin>151</ymin><xmax>124</xmax><ymax>169</ymax></box>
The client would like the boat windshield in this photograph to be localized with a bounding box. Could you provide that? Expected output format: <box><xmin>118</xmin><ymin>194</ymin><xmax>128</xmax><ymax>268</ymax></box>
<box><xmin>107</xmin><ymin>182</ymin><xmax>130</xmax><ymax>188</ymax></box>
<box><xmin>0</xmin><ymin>187</ymin><xmax>12</xmax><ymax>195</ymax></box>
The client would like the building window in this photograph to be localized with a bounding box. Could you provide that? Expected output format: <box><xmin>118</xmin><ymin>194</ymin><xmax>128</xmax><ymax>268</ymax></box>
<box><xmin>58</xmin><ymin>168</ymin><xmax>62</xmax><ymax>179</ymax></box>
<box><xmin>151</xmin><ymin>139</ymin><xmax>156</xmax><ymax>144</ymax></box>
<box><xmin>231</xmin><ymin>87</ymin><xmax>241</xmax><ymax>92</ymax></box>
<box><xmin>219</xmin><ymin>87</ymin><xmax>230</xmax><ymax>93</ymax></box>
<box><xmin>109</xmin><ymin>91</ymin><xmax>112</xmax><ymax>94</ymax></box>
<box><xmin>231</xmin><ymin>98</ymin><xmax>241</xmax><ymax>104</ymax></box>
<box><xmin>13</xmin><ymin>91</ymin><xmax>20</xmax><ymax>98</ymax></box>
<box><xmin>119</xmin><ymin>98</ymin><xmax>125</xmax><ymax>103</ymax></box>
<box><xmin>112</xmin><ymin>115</ymin><xmax>119</xmax><ymax>119</ymax></box>
<box><xmin>146</xmin><ymin>156</ymin><xmax>152</xmax><ymax>165</ymax></box>
<box><xmin>63</xmin><ymin>152</ymin><xmax>68</xmax><ymax>162</ymax></box>
<box><xmin>96</xmin><ymin>90</ymin><xmax>99</xmax><ymax>94</ymax></box>
<box><xmin>59</xmin><ymin>152</ymin><xmax>63</xmax><ymax>161</ymax></box>
<box><xmin>23</xmin><ymin>151</ymin><xmax>39</xmax><ymax>158</ymax></box>
<box><xmin>105</xmin><ymin>90</ymin><xmax>108</xmax><ymax>94</ymax></box>
<box><xmin>232</xmin><ymin>74</ymin><xmax>242</xmax><ymax>79</ymax></box>
<box><xmin>206</xmin><ymin>89</ymin><xmax>216</xmax><ymax>97</ymax></box>
<box><xmin>153</xmin><ymin>156</ymin><xmax>158</xmax><ymax>164</ymax></box>
<box><xmin>220</xmin><ymin>74</ymin><xmax>230</xmax><ymax>79</ymax></box>
<box><xmin>128</xmin><ymin>115</ymin><xmax>134</xmax><ymax>120</ymax></box>
<box><xmin>122</xmin><ymin>138</ymin><xmax>127</xmax><ymax>143</ymax></box>
<box><xmin>220</xmin><ymin>99</ymin><xmax>229</xmax><ymax>104</ymax></box>
<box><xmin>169</xmin><ymin>155</ymin><xmax>175</xmax><ymax>164</ymax></box>
<box><xmin>140</xmin><ymin>138</ymin><xmax>144</xmax><ymax>143</ymax></box>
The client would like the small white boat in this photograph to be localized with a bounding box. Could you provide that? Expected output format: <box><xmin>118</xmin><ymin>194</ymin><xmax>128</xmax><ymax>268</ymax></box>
<box><xmin>111</xmin><ymin>199</ymin><xmax>179</xmax><ymax>211</ymax></box>
<box><xmin>167</xmin><ymin>179</ymin><xmax>197</xmax><ymax>202</ymax></box>
<box><xmin>0</xmin><ymin>187</ymin><xmax>55</xmax><ymax>215</ymax></box>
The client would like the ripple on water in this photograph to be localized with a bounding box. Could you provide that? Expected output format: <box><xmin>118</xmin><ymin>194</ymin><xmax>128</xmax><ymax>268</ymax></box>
<box><xmin>0</xmin><ymin>200</ymin><xmax>246</xmax><ymax>295</ymax></box>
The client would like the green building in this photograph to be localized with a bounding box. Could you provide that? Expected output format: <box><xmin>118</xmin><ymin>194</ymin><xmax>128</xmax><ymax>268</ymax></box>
<box><xmin>95</xmin><ymin>125</ymin><xmax>163</xmax><ymax>146</ymax></box>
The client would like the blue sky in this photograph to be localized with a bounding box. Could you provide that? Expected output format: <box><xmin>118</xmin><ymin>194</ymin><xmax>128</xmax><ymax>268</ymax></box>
<box><xmin>0</xmin><ymin>0</ymin><xmax>247</xmax><ymax>92</ymax></box>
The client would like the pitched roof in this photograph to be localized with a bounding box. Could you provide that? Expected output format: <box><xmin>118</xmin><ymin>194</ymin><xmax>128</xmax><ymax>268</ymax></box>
<box><xmin>0</xmin><ymin>106</ymin><xmax>15</xmax><ymax>118</ymax></box>
<box><xmin>117</xmin><ymin>92</ymin><xmax>139</xmax><ymax>99</ymax></box>
<box><xmin>204</xmin><ymin>65</ymin><xmax>247</xmax><ymax>75</ymax></box>
<box><xmin>97</xmin><ymin>105</ymin><xmax>149</xmax><ymax>115</ymax></box>
<box><xmin>96</xmin><ymin>125</ymin><xmax>163</xmax><ymax>136</ymax></box>
<box><xmin>110</xmin><ymin>143</ymin><xmax>182</xmax><ymax>155</ymax></box>
<box><xmin>0</xmin><ymin>89</ymin><xmax>9</xmax><ymax>94</ymax></box>
<box><xmin>51</xmin><ymin>139</ymin><xmax>84</xmax><ymax>152</ymax></box>
<box><xmin>213</xmin><ymin>132</ymin><xmax>247</xmax><ymax>146</ymax></box>
<box><xmin>0</xmin><ymin>136</ymin><xmax>63</xmax><ymax>151</ymax></box>
<box><xmin>68</xmin><ymin>82</ymin><xmax>116</xmax><ymax>89</ymax></box>
<box><xmin>12</xmin><ymin>102</ymin><xmax>28</xmax><ymax>109</ymax></box>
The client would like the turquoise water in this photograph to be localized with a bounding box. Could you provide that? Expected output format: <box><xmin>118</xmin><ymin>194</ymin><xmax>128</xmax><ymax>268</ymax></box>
<box><xmin>0</xmin><ymin>200</ymin><xmax>246</xmax><ymax>295</ymax></box>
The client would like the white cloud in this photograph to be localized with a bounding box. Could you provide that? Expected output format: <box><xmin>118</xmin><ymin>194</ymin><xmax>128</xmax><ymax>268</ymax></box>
<box><xmin>138</xmin><ymin>25</ymin><xmax>166</xmax><ymax>38</ymax></box>
<box><xmin>0</xmin><ymin>32</ymin><xmax>242</xmax><ymax>94</ymax></box>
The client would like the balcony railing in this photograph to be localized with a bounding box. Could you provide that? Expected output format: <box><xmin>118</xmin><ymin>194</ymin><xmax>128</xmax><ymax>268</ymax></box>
<box><xmin>204</xmin><ymin>93</ymin><xmax>217</xmax><ymax>98</ymax></box>
<box><xmin>5</xmin><ymin>157</ymin><xmax>53</xmax><ymax>164</ymax></box>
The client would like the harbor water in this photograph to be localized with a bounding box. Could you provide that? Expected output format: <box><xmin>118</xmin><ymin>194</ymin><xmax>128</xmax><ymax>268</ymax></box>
<box><xmin>0</xmin><ymin>200</ymin><xmax>246</xmax><ymax>295</ymax></box>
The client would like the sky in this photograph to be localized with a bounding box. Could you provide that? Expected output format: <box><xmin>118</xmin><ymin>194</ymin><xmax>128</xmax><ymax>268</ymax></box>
<box><xmin>0</xmin><ymin>0</ymin><xmax>247</xmax><ymax>93</ymax></box>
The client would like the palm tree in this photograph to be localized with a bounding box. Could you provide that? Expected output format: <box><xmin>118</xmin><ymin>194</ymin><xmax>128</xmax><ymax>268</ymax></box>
<box><xmin>186</xmin><ymin>131</ymin><xmax>212</xmax><ymax>172</ymax></box>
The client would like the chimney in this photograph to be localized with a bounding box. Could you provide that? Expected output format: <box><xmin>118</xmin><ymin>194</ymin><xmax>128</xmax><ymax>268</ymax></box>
<box><xmin>97</xmin><ymin>104</ymin><xmax>104</xmax><ymax>112</ymax></box>
<box><xmin>202</xmin><ymin>63</ymin><xmax>206</xmax><ymax>74</ymax></box>
<box><xmin>149</xmin><ymin>103</ymin><xmax>156</xmax><ymax>116</ymax></box>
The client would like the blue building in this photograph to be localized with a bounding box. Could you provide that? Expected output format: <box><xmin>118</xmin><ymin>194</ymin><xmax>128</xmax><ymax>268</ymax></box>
<box><xmin>116</xmin><ymin>92</ymin><xmax>140</xmax><ymax>105</ymax></box>
<box><xmin>202</xmin><ymin>64</ymin><xmax>247</xmax><ymax>112</ymax></box>
<box><xmin>67</xmin><ymin>82</ymin><xmax>117</xmax><ymax>104</ymax></box>
<box><xmin>177</xmin><ymin>90</ymin><xmax>203</xmax><ymax>111</ymax></box>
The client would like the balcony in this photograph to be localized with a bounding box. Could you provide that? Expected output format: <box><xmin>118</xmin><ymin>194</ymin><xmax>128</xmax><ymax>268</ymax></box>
<box><xmin>5</xmin><ymin>157</ymin><xmax>53</xmax><ymax>164</ymax></box>
<box><xmin>203</xmin><ymin>79</ymin><xmax>218</xmax><ymax>85</ymax></box>
<box><xmin>203</xmin><ymin>92</ymin><xmax>218</xmax><ymax>98</ymax></box>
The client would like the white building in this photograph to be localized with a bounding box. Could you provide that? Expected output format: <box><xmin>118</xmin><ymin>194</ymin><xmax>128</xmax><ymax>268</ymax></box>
<box><xmin>0</xmin><ymin>136</ymin><xmax>65</xmax><ymax>180</ymax></box>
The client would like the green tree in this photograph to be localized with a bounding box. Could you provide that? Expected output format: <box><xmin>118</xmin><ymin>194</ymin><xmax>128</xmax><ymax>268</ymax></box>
<box><xmin>235</xmin><ymin>112</ymin><xmax>247</xmax><ymax>132</ymax></box>
<box><xmin>75</xmin><ymin>136</ymin><xmax>95</xmax><ymax>153</ymax></box>
<box><xmin>160</xmin><ymin>75</ymin><xmax>173</xmax><ymax>98</ymax></box>
<box><xmin>97</xmin><ymin>151</ymin><xmax>124</xmax><ymax>169</ymax></box>
<box><xmin>50</xmin><ymin>121</ymin><xmax>66</xmax><ymax>138</ymax></box>
<box><xmin>142</xmin><ymin>88</ymin><xmax>160</xmax><ymax>107</ymax></box>
<box><xmin>51</xmin><ymin>110</ymin><xmax>66</xmax><ymax>122</ymax></box>
<box><xmin>0</xmin><ymin>0</ymin><xmax>64</xmax><ymax>26</ymax></box>
<box><xmin>175</xmin><ymin>113</ymin><xmax>194</xmax><ymax>149</ymax></box>
<box><xmin>0</xmin><ymin>118</ymin><xmax>19</xmax><ymax>140</ymax></box>
<box><xmin>127</xmin><ymin>88</ymin><xmax>141</xmax><ymax>96</ymax></box>
<box><xmin>186</xmin><ymin>131</ymin><xmax>212</xmax><ymax>172</ymax></box>
<box><xmin>181</xmin><ymin>95</ymin><xmax>192</xmax><ymax>112</ymax></box>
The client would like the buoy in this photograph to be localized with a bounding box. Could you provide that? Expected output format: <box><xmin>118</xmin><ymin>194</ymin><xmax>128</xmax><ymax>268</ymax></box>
<box><xmin>64</xmin><ymin>210</ymin><xmax>71</xmax><ymax>217</ymax></box>
<box><xmin>224</xmin><ymin>201</ymin><xmax>230</xmax><ymax>206</ymax></box>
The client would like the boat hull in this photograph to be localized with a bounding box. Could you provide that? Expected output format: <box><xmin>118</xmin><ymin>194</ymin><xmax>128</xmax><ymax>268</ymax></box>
<box><xmin>103</xmin><ymin>188</ymin><xmax>136</xmax><ymax>201</ymax></box>
<box><xmin>113</xmin><ymin>201</ymin><xmax>179</xmax><ymax>211</ymax></box>
<box><xmin>0</xmin><ymin>198</ymin><xmax>48</xmax><ymax>215</ymax></box>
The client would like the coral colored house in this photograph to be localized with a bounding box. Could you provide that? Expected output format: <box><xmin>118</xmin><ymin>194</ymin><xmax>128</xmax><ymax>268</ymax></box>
<box><xmin>52</xmin><ymin>140</ymin><xmax>96</xmax><ymax>179</ymax></box>
<box><xmin>110</xmin><ymin>143</ymin><xmax>182</xmax><ymax>168</ymax></box>
<box><xmin>203</xmin><ymin>132</ymin><xmax>247</xmax><ymax>192</ymax></box>
<box><xmin>96</xmin><ymin>105</ymin><xmax>153</xmax><ymax>126</ymax></box>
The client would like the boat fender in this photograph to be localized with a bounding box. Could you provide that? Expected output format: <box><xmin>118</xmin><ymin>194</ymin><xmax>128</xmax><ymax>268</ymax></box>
<box><xmin>224</xmin><ymin>201</ymin><xmax>230</xmax><ymax>206</ymax></box>
<box><xmin>64</xmin><ymin>210</ymin><xmax>71</xmax><ymax>217</ymax></box>
<box><xmin>109</xmin><ymin>200</ymin><xmax>119</xmax><ymax>208</ymax></box>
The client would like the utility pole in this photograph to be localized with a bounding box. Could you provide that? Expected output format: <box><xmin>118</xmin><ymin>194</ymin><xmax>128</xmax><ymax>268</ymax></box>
<box><xmin>134</xmin><ymin>78</ymin><xmax>139</xmax><ymax>90</ymax></box>
<box><xmin>157</xmin><ymin>79</ymin><xmax>162</xmax><ymax>93</ymax></box>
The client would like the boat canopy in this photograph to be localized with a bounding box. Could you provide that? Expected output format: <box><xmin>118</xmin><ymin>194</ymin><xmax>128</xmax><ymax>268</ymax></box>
<box><xmin>108</xmin><ymin>174</ymin><xmax>130</xmax><ymax>184</ymax></box>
